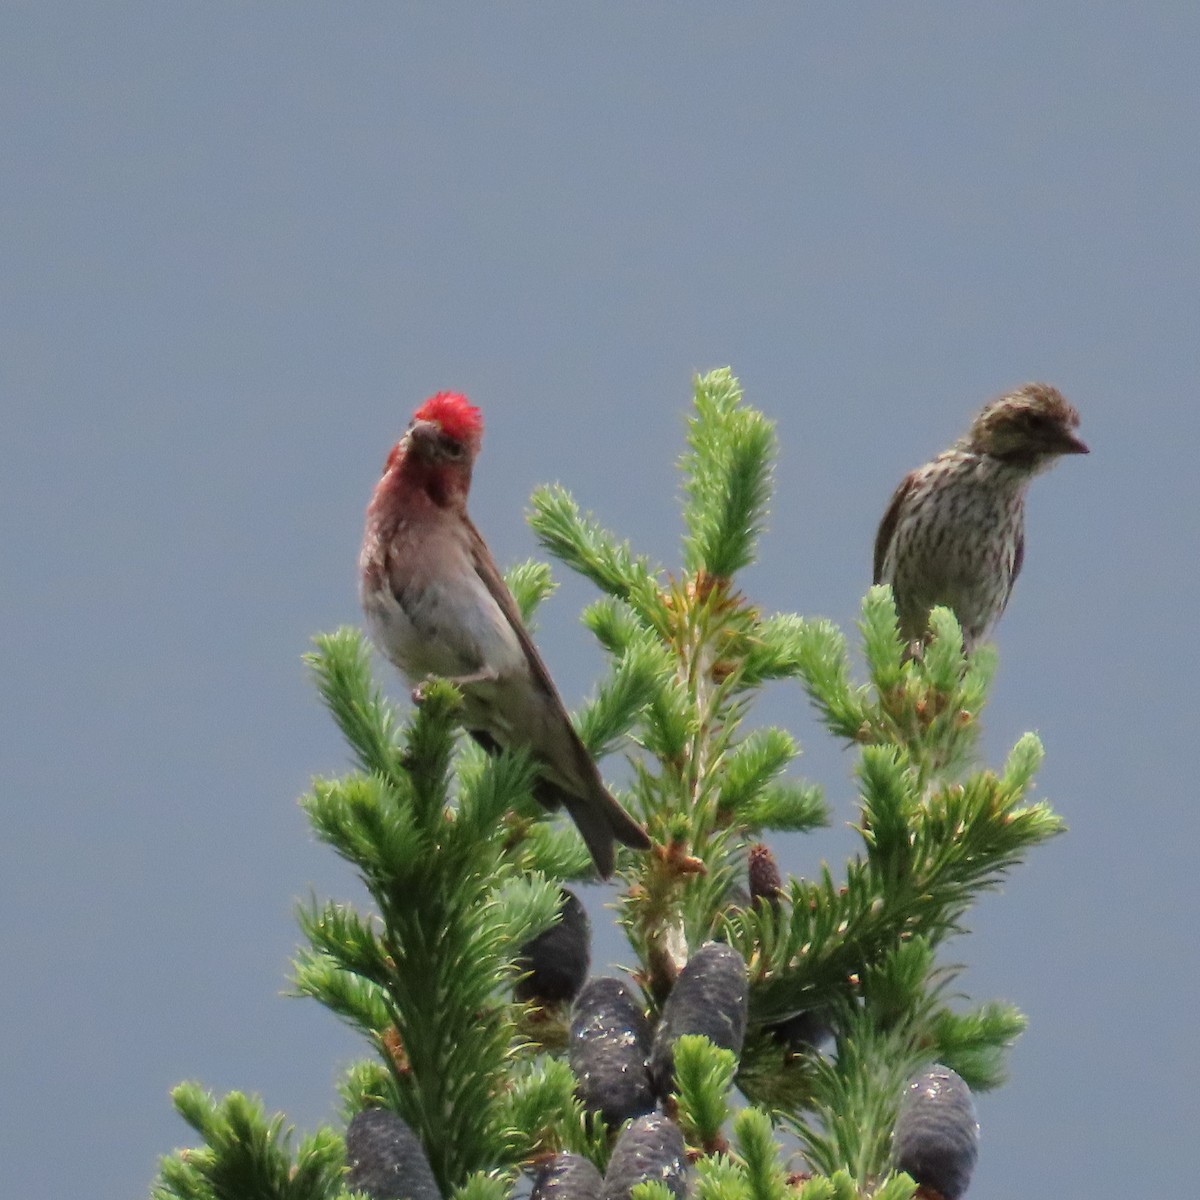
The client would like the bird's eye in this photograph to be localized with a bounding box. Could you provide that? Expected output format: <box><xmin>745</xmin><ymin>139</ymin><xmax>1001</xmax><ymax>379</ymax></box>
<box><xmin>440</xmin><ymin>437</ymin><xmax>466</xmax><ymax>460</ymax></box>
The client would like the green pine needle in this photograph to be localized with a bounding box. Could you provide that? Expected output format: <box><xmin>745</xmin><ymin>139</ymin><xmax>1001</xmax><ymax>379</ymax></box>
<box><xmin>931</xmin><ymin>1000</ymin><xmax>1027</xmax><ymax>1089</ymax></box>
<box><xmin>160</xmin><ymin>1085</ymin><xmax>341</xmax><ymax>1200</ymax></box>
<box><xmin>450</xmin><ymin>1172</ymin><xmax>516</xmax><ymax>1200</ymax></box>
<box><xmin>504</xmin><ymin>558</ymin><xmax>558</xmax><ymax>625</ymax></box>
<box><xmin>681</xmin><ymin>368</ymin><xmax>777</xmax><ymax>579</ymax></box>
<box><xmin>529</xmin><ymin>484</ymin><xmax>670</xmax><ymax>629</ymax></box>
<box><xmin>306</xmin><ymin>628</ymin><xmax>409</xmax><ymax>783</ymax></box>
<box><xmin>733</xmin><ymin>1108</ymin><xmax>790</xmax><ymax>1200</ymax></box>
<box><xmin>575</xmin><ymin>630</ymin><xmax>670</xmax><ymax>758</ymax></box>
<box><xmin>673</xmin><ymin>1035</ymin><xmax>739</xmax><ymax>1148</ymax></box>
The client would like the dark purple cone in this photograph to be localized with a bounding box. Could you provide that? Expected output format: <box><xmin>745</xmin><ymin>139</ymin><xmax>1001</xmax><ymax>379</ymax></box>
<box><xmin>891</xmin><ymin>1065</ymin><xmax>980</xmax><ymax>1200</ymax></box>
<box><xmin>569</xmin><ymin>977</ymin><xmax>655</xmax><ymax>1126</ymax></box>
<box><xmin>649</xmin><ymin>941</ymin><xmax>748</xmax><ymax>1097</ymax></box>
<box><xmin>345</xmin><ymin>1108</ymin><xmax>442</xmax><ymax>1200</ymax></box>
<box><xmin>531</xmin><ymin>1152</ymin><xmax>604</xmax><ymax>1200</ymax></box>
<box><xmin>748</xmin><ymin>843</ymin><xmax>783</xmax><ymax>906</ymax></box>
<box><xmin>602</xmin><ymin>1114</ymin><xmax>689</xmax><ymax>1200</ymax></box>
<box><xmin>767</xmin><ymin>1008</ymin><xmax>833</xmax><ymax>1052</ymax></box>
<box><xmin>515</xmin><ymin>888</ymin><xmax>591</xmax><ymax>1005</ymax></box>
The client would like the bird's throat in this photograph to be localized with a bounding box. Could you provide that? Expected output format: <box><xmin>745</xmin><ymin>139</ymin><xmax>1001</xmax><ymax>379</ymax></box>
<box><xmin>393</xmin><ymin>454</ymin><xmax>469</xmax><ymax>511</ymax></box>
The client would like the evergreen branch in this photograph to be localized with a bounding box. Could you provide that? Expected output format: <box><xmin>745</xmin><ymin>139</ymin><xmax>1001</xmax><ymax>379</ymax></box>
<box><xmin>740</xmin><ymin>613</ymin><xmax>809</xmax><ymax>684</ymax></box>
<box><xmin>728</xmin><ymin>751</ymin><xmax>1062</xmax><ymax>1033</ymax></box>
<box><xmin>1001</xmin><ymin>731</ymin><xmax>1044</xmax><ymax>792</ymax></box>
<box><xmin>857</xmin><ymin>939</ymin><xmax>952</xmax><ymax>1037</ymax></box>
<box><xmin>791</xmin><ymin>619</ymin><xmax>873</xmax><ymax>740</ymax></box>
<box><xmin>529</xmin><ymin>484</ymin><xmax>670</xmax><ymax>630</ymax></box>
<box><xmin>871</xmin><ymin>1175</ymin><xmax>920</xmax><ymax>1200</ymax></box>
<box><xmin>718</xmin><ymin>727</ymin><xmax>798</xmax><ymax>810</ymax></box>
<box><xmin>732</xmin><ymin>1108</ymin><xmax>790</xmax><ymax>1200</ymax></box>
<box><xmin>795</xmin><ymin>1170</ymin><xmax>895</xmax><ymax>1200</ymax></box>
<box><xmin>507</xmin><ymin>819</ymin><xmax>594</xmax><ymax>880</ymax></box>
<box><xmin>306</xmin><ymin>628</ymin><xmax>410</xmax><ymax>783</ymax></box>
<box><xmin>302</xmin><ymin>774</ymin><xmax>421</xmax><ymax>890</ymax></box>
<box><xmin>681</xmin><ymin>369</ymin><xmax>776</xmax><ymax>580</ymax></box>
<box><xmin>292</xmin><ymin>946</ymin><xmax>392</xmax><ymax>1036</ymax></box>
<box><xmin>931</xmin><ymin>1001</ymin><xmax>1026</xmax><ymax>1089</ymax></box>
<box><xmin>451</xmin><ymin>1173</ymin><xmax>515</xmax><ymax>1200</ymax></box>
<box><xmin>302</xmin><ymin>663</ymin><xmax>541</xmax><ymax>1187</ymax></box>
<box><xmin>736</xmin><ymin>780</ymin><xmax>828</xmax><ymax>833</ymax></box>
<box><xmin>716</xmin><ymin>725</ymin><xmax>828</xmax><ymax>834</ymax></box>
<box><xmin>856</xmin><ymin>746</ymin><xmax>918</xmax><ymax>883</ymax></box>
<box><xmin>290</xmin><ymin>1129</ymin><xmax>349</xmax><ymax>1199</ymax></box>
<box><xmin>859</xmin><ymin>587</ymin><xmax>907</xmax><ymax>691</ymax></box>
<box><xmin>804</xmin><ymin>592</ymin><xmax>1001</xmax><ymax>782</ymax></box>
<box><xmin>338</xmin><ymin>1059</ymin><xmax>395</xmax><ymax>1113</ymax></box>
<box><xmin>503</xmin><ymin>558</ymin><xmax>558</xmax><ymax>626</ymax></box>
<box><xmin>293</xmin><ymin>899</ymin><xmax>391</xmax><ymax>985</ymax></box>
<box><xmin>637</xmin><ymin>672</ymin><xmax>693</xmax><ymax>766</ymax></box>
<box><xmin>692</xmin><ymin>1154</ymin><xmax>747</xmax><ymax>1200</ymax></box>
<box><xmin>486</xmin><ymin>872</ymin><xmax>561</xmax><ymax>958</ymax></box>
<box><xmin>959</xmin><ymin>641</ymin><xmax>998</xmax><ymax>717</ymax></box>
<box><xmin>673</xmin><ymin>1035</ymin><xmax>739</xmax><ymax>1152</ymax></box>
<box><xmin>494</xmin><ymin>1058</ymin><xmax>606</xmax><ymax>1163</ymax></box>
<box><xmin>912</xmin><ymin>770</ymin><xmax>1064</xmax><ymax>904</ymax></box>
<box><xmin>576</xmin><ymin>629</ymin><xmax>671</xmax><ymax>759</ymax></box>
<box><xmin>399</xmin><ymin>679</ymin><xmax>462</xmax><ymax>835</ymax></box>
<box><xmin>292</xmin><ymin>900</ymin><xmax>393</xmax><ymax>996</ymax></box>
<box><xmin>581</xmin><ymin>595</ymin><xmax>645</xmax><ymax>655</ymax></box>
<box><xmin>373</xmin><ymin>894</ymin><xmax>515</xmax><ymax>1185</ymax></box>
<box><xmin>632</xmin><ymin>1183</ymin><xmax>678</xmax><ymax>1200</ymax></box>
<box><xmin>157</xmin><ymin>1085</ymin><xmax>342</xmax><ymax>1200</ymax></box>
<box><xmin>922</xmin><ymin>607</ymin><xmax>967</xmax><ymax>691</ymax></box>
<box><xmin>453</xmin><ymin>745</ymin><xmax>540</xmax><ymax>851</ymax></box>
<box><xmin>786</xmin><ymin>1011</ymin><xmax>928</xmax><ymax>1184</ymax></box>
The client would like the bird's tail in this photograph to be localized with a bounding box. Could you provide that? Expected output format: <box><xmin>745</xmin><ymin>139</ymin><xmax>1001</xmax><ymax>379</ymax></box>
<box><xmin>559</xmin><ymin>783</ymin><xmax>650</xmax><ymax>880</ymax></box>
<box><xmin>466</xmin><ymin>727</ymin><xmax>650</xmax><ymax>878</ymax></box>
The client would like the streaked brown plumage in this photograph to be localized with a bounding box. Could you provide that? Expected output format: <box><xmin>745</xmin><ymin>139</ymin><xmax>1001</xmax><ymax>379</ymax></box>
<box><xmin>359</xmin><ymin>392</ymin><xmax>650</xmax><ymax>877</ymax></box>
<box><xmin>873</xmin><ymin>383</ymin><xmax>1088</xmax><ymax>653</ymax></box>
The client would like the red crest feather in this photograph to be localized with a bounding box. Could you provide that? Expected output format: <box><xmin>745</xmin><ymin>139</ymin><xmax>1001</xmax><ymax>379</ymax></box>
<box><xmin>413</xmin><ymin>391</ymin><xmax>483</xmax><ymax>443</ymax></box>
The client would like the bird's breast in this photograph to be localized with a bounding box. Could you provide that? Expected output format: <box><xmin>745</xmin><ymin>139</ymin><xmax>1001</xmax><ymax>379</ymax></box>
<box><xmin>361</xmin><ymin>543</ymin><xmax>528</xmax><ymax>687</ymax></box>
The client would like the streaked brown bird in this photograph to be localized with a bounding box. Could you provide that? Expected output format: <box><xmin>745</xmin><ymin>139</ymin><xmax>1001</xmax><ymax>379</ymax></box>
<box><xmin>873</xmin><ymin>383</ymin><xmax>1088</xmax><ymax>654</ymax></box>
<box><xmin>359</xmin><ymin>391</ymin><xmax>650</xmax><ymax>877</ymax></box>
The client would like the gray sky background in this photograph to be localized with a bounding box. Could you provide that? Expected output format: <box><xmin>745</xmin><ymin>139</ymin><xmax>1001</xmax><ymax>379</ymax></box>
<box><xmin>3</xmin><ymin>5</ymin><xmax>1195</xmax><ymax>1198</ymax></box>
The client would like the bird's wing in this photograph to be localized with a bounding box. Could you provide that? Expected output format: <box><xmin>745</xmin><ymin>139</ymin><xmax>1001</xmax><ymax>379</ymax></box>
<box><xmin>463</xmin><ymin>515</ymin><xmax>650</xmax><ymax>868</ymax></box>
<box><xmin>873</xmin><ymin>472</ymin><xmax>916</xmax><ymax>583</ymax></box>
<box><xmin>464</xmin><ymin>516</ymin><xmax>573</xmax><ymax>711</ymax></box>
<box><xmin>1002</xmin><ymin>528</ymin><xmax>1025</xmax><ymax>614</ymax></box>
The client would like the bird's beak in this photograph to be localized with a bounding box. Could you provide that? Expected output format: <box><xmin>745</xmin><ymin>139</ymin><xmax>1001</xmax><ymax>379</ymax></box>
<box><xmin>1058</xmin><ymin>431</ymin><xmax>1089</xmax><ymax>455</ymax></box>
<box><xmin>407</xmin><ymin>418</ymin><xmax>442</xmax><ymax>449</ymax></box>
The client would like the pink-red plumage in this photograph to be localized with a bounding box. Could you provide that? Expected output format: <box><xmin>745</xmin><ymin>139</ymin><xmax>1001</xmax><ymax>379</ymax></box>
<box><xmin>359</xmin><ymin>393</ymin><xmax>650</xmax><ymax>877</ymax></box>
<box><xmin>412</xmin><ymin>391</ymin><xmax>483</xmax><ymax>446</ymax></box>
